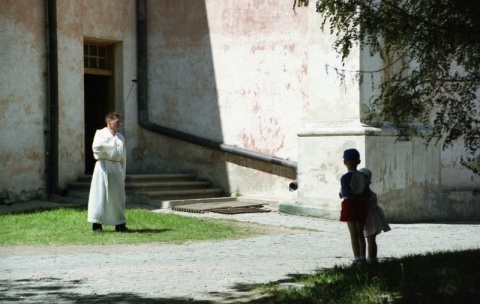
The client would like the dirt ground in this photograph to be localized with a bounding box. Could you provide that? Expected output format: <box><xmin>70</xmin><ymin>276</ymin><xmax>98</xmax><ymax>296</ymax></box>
<box><xmin>2</xmin><ymin>201</ymin><xmax>480</xmax><ymax>303</ymax></box>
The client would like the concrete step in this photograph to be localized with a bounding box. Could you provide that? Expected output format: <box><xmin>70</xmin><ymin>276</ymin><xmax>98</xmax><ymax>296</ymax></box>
<box><xmin>138</xmin><ymin>189</ymin><xmax>226</xmax><ymax>208</ymax></box>
<box><xmin>155</xmin><ymin>197</ymin><xmax>280</xmax><ymax>210</ymax></box>
<box><xmin>68</xmin><ymin>180</ymin><xmax>212</xmax><ymax>192</ymax></box>
<box><xmin>77</xmin><ymin>173</ymin><xmax>197</xmax><ymax>183</ymax></box>
<box><xmin>65</xmin><ymin>173</ymin><xmax>225</xmax><ymax>207</ymax></box>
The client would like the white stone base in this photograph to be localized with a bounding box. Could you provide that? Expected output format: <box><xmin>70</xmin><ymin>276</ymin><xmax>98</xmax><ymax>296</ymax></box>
<box><xmin>290</xmin><ymin>120</ymin><xmax>474</xmax><ymax>222</ymax></box>
<box><xmin>279</xmin><ymin>202</ymin><xmax>339</xmax><ymax>220</ymax></box>
<box><xmin>294</xmin><ymin>120</ymin><xmax>379</xmax><ymax>218</ymax></box>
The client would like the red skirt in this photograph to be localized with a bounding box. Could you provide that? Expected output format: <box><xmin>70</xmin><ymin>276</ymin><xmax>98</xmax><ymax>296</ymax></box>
<box><xmin>340</xmin><ymin>198</ymin><xmax>369</xmax><ymax>222</ymax></box>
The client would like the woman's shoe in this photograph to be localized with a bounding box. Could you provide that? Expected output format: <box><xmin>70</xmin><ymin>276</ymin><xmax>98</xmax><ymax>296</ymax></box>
<box><xmin>92</xmin><ymin>223</ymin><xmax>103</xmax><ymax>233</ymax></box>
<box><xmin>115</xmin><ymin>224</ymin><xmax>128</xmax><ymax>232</ymax></box>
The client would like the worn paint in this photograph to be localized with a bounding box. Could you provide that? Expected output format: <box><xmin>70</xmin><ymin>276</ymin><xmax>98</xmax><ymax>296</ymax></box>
<box><xmin>0</xmin><ymin>0</ymin><xmax>46</xmax><ymax>202</ymax></box>
<box><xmin>1</xmin><ymin>1</ymin><xmax>477</xmax><ymax>222</ymax></box>
<box><xmin>360</xmin><ymin>44</ymin><xmax>480</xmax><ymax>192</ymax></box>
<box><xmin>54</xmin><ymin>0</ymin><xmax>136</xmax><ymax>186</ymax></box>
<box><xmin>0</xmin><ymin>0</ymin><xmax>136</xmax><ymax>202</ymax></box>
<box><xmin>141</xmin><ymin>0</ymin><xmax>310</xmax><ymax>197</ymax></box>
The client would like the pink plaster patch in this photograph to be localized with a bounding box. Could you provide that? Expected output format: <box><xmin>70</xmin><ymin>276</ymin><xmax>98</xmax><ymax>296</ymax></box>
<box><xmin>252</xmin><ymin>101</ymin><xmax>261</xmax><ymax>113</ymax></box>
<box><xmin>239</xmin><ymin>117</ymin><xmax>286</xmax><ymax>155</ymax></box>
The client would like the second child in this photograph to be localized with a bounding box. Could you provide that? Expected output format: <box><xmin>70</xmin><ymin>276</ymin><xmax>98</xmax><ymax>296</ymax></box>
<box><xmin>359</xmin><ymin>168</ymin><xmax>391</xmax><ymax>264</ymax></box>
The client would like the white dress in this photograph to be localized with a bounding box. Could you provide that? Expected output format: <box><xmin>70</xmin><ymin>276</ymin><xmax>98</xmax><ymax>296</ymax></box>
<box><xmin>87</xmin><ymin>127</ymin><xmax>126</xmax><ymax>226</ymax></box>
<box><xmin>363</xmin><ymin>190</ymin><xmax>391</xmax><ymax>237</ymax></box>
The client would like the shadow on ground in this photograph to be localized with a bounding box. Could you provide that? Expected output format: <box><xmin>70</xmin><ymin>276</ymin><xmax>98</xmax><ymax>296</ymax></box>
<box><xmin>94</xmin><ymin>228</ymin><xmax>173</xmax><ymax>234</ymax></box>
<box><xmin>0</xmin><ymin>277</ymin><xmax>275</xmax><ymax>304</ymax></box>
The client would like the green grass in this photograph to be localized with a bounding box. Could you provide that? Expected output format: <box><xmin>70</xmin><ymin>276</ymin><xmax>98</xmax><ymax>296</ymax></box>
<box><xmin>0</xmin><ymin>206</ymin><xmax>259</xmax><ymax>246</ymax></box>
<box><xmin>3</xmin><ymin>207</ymin><xmax>479</xmax><ymax>303</ymax></box>
<box><xmin>257</xmin><ymin>249</ymin><xmax>480</xmax><ymax>304</ymax></box>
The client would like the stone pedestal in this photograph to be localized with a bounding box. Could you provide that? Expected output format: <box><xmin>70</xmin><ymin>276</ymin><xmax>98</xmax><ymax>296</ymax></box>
<box><xmin>280</xmin><ymin>120</ymin><xmax>380</xmax><ymax>219</ymax></box>
<box><xmin>279</xmin><ymin>120</ymin><xmax>447</xmax><ymax>223</ymax></box>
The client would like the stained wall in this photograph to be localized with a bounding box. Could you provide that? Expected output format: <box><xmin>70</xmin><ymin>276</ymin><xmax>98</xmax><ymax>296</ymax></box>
<box><xmin>1</xmin><ymin>1</ymin><xmax>477</xmax><ymax>221</ymax></box>
<box><xmin>0</xmin><ymin>0</ymin><xmax>136</xmax><ymax>202</ymax></box>
<box><xmin>55</xmin><ymin>0</ymin><xmax>136</xmax><ymax>186</ymax></box>
<box><xmin>132</xmin><ymin>0</ymin><xmax>316</xmax><ymax>199</ymax></box>
<box><xmin>0</xmin><ymin>0</ymin><xmax>46</xmax><ymax>202</ymax></box>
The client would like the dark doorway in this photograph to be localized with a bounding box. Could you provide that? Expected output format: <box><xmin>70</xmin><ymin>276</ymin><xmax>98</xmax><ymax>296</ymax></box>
<box><xmin>84</xmin><ymin>74</ymin><xmax>110</xmax><ymax>174</ymax></box>
<box><xmin>84</xmin><ymin>42</ymin><xmax>114</xmax><ymax>174</ymax></box>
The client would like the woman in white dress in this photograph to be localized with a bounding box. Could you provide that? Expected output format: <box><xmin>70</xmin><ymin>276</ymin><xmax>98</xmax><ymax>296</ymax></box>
<box><xmin>87</xmin><ymin>112</ymin><xmax>128</xmax><ymax>233</ymax></box>
<box><xmin>359</xmin><ymin>168</ymin><xmax>391</xmax><ymax>264</ymax></box>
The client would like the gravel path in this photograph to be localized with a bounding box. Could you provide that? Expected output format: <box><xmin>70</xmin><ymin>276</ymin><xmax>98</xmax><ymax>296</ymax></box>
<box><xmin>1</xmin><ymin>202</ymin><xmax>479</xmax><ymax>303</ymax></box>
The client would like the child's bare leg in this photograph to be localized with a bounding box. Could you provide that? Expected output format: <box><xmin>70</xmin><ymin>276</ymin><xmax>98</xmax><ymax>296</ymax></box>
<box><xmin>347</xmin><ymin>222</ymin><xmax>361</xmax><ymax>258</ymax></box>
<box><xmin>366</xmin><ymin>234</ymin><xmax>378</xmax><ymax>263</ymax></box>
<box><xmin>367</xmin><ymin>235</ymin><xmax>377</xmax><ymax>259</ymax></box>
<box><xmin>356</xmin><ymin>222</ymin><xmax>366</xmax><ymax>258</ymax></box>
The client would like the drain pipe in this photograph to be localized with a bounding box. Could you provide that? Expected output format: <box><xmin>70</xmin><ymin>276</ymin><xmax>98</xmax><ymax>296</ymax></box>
<box><xmin>136</xmin><ymin>0</ymin><xmax>297</xmax><ymax>170</ymax></box>
<box><xmin>45</xmin><ymin>0</ymin><xmax>66</xmax><ymax>197</ymax></box>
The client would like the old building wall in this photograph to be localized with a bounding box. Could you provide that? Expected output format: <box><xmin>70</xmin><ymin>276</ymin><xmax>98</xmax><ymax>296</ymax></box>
<box><xmin>132</xmin><ymin>0</ymin><xmax>315</xmax><ymax>198</ymax></box>
<box><xmin>360</xmin><ymin>43</ymin><xmax>479</xmax><ymax>193</ymax></box>
<box><xmin>1</xmin><ymin>1</ymin><xmax>476</xmax><ymax>220</ymax></box>
<box><xmin>0</xmin><ymin>0</ymin><xmax>137</xmax><ymax>203</ymax></box>
<box><xmin>55</xmin><ymin>0</ymin><xmax>136</xmax><ymax>186</ymax></box>
<box><xmin>0</xmin><ymin>0</ymin><xmax>46</xmax><ymax>202</ymax></box>
<box><xmin>280</xmin><ymin>5</ymin><xmax>478</xmax><ymax>222</ymax></box>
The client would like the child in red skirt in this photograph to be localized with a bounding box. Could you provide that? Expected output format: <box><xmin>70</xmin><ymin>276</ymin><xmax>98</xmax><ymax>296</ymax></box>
<box><xmin>339</xmin><ymin>149</ymin><xmax>369</xmax><ymax>263</ymax></box>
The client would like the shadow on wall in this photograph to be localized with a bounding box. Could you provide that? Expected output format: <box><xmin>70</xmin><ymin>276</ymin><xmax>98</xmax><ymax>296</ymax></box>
<box><xmin>134</xmin><ymin>1</ymin><xmax>228</xmax><ymax>192</ymax></box>
<box><xmin>136</xmin><ymin>1</ymin><xmax>297</xmax><ymax>193</ymax></box>
<box><xmin>140</xmin><ymin>0</ymin><xmax>231</xmax><ymax>190</ymax></box>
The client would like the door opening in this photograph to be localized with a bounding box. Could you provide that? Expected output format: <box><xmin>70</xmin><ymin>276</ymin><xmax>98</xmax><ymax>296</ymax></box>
<box><xmin>84</xmin><ymin>42</ymin><xmax>114</xmax><ymax>174</ymax></box>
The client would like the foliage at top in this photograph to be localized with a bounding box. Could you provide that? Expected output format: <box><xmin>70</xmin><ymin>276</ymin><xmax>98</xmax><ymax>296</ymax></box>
<box><xmin>296</xmin><ymin>0</ymin><xmax>480</xmax><ymax>174</ymax></box>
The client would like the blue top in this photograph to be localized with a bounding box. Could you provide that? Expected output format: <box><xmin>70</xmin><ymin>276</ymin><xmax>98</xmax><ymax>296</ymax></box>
<box><xmin>340</xmin><ymin>171</ymin><xmax>367</xmax><ymax>198</ymax></box>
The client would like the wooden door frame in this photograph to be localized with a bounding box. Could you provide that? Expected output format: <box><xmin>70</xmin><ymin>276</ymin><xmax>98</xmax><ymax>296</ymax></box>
<box><xmin>83</xmin><ymin>41</ymin><xmax>115</xmax><ymax>174</ymax></box>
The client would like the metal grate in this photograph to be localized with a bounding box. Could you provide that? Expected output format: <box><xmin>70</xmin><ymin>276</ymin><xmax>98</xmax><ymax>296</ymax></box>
<box><xmin>172</xmin><ymin>201</ymin><xmax>265</xmax><ymax>214</ymax></box>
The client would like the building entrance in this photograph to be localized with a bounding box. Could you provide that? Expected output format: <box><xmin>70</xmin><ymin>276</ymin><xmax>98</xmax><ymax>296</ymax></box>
<box><xmin>83</xmin><ymin>42</ymin><xmax>114</xmax><ymax>174</ymax></box>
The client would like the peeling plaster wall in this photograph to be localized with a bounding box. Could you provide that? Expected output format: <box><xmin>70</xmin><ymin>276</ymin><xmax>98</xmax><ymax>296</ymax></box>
<box><xmin>307</xmin><ymin>6</ymin><xmax>361</xmax><ymax>122</ymax></box>
<box><xmin>134</xmin><ymin>0</ymin><xmax>311</xmax><ymax>198</ymax></box>
<box><xmin>366</xmin><ymin>135</ymin><xmax>444</xmax><ymax>223</ymax></box>
<box><xmin>55</xmin><ymin>0</ymin><xmax>136</xmax><ymax>187</ymax></box>
<box><xmin>371</xmin><ymin>134</ymin><xmax>479</xmax><ymax>222</ymax></box>
<box><xmin>352</xmin><ymin>44</ymin><xmax>479</xmax><ymax>221</ymax></box>
<box><xmin>2</xmin><ymin>1</ymin><xmax>476</xmax><ymax>214</ymax></box>
<box><xmin>292</xmin><ymin>123</ymin><xmax>474</xmax><ymax>222</ymax></box>
<box><xmin>0</xmin><ymin>0</ymin><xmax>136</xmax><ymax>203</ymax></box>
<box><xmin>0</xmin><ymin>0</ymin><xmax>46</xmax><ymax>202</ymax></box>
<box><xmin>440</xmin><ymin>140</ymin><xmax>480</xmax><ymax>191</ymax></box>
<box><xmin>360</xmin><ymin>41</ymin><xmax>479</xmax><ymax>193</ymax></box>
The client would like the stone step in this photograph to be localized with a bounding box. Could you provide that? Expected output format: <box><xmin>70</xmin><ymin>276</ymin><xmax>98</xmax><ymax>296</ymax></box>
<box><xmin>156</xmin><ymin>197</ymin><xmax>279</xmax><ymax>210</ymax></box>
<box><xmin>65</xmin><ymin>173</ymin><xmax>225</xmax><ymax>207</ymax></box>
<box><xmin>68</xmin><ymin>180</ymin><xmax>212</xmax><ymax>192</ymax></box>
<box><xmin>137</xmin><ymin>189</ymin><xmax>226</xmax><ymax>208</ymax></box>
<box><xmin>77</xmin><ymin>173</ymin><xmax>197</xmax><ymax>183</ymax></box>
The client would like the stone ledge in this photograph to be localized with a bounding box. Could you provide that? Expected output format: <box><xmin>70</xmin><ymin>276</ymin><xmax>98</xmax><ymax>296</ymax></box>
<box><xmin>298</xmin><ymin>120</ymin><xmax>381</xmax><ymax>137</ymax></box>
<box><xmin>298</xmin><ymin>120</ymin><xmax>432</xmax><ymax>137</ymax></box>
<box><xmin>279</xmin><ymin>202</ymin><xmax>339</xmax><ymax>220</ymax></box>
